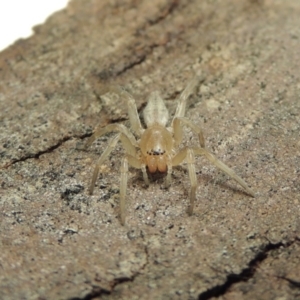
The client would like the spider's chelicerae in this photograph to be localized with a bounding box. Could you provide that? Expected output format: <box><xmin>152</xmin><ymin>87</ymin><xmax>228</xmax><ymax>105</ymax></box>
<box><xmin>86</xmin><ymin>78</ymin><xmax>255</xmax><ymax>225</ymax></box>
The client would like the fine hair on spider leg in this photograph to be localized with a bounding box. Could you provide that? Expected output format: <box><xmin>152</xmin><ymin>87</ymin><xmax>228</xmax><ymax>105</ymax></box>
<box><xmin>85</xmin><ymin>77</ymin><xmax>255</xmax><ymax>225</ymax></box>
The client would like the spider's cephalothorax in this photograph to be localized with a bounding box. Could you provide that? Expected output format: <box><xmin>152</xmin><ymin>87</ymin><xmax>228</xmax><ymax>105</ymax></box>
<box><xmin>86</xmin><ymin>77</ymin><xmax>255</xmax><ymax>225</ymax></box>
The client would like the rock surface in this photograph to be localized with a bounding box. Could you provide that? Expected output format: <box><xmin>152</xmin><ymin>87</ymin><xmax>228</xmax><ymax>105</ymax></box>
<box><xmin>0</xmin><ymin>0</ymin><xmax>299</xmax><ymax>299</ymax></box>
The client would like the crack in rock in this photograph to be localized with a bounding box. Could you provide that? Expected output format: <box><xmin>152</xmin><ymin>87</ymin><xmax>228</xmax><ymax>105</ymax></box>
<box><xmin>96</xmin><ymin>0</ymin><xmax>179</xmax><ymax>81</ymax></box>
<box><xmin>69</xmin><ymin>273</ymin><xmax>143</xmax><ymax>300</ymax></box>
<box><xmin>147</xmin><ymin>0</ymin><xmax>179</xmax><ymax>26</ymax></box>
<box><xmin>1</xmin><ymin>133</ymin><xmax>91</xmax><ymax>168</ymax></box>
<box><xmin>198</xmin><ymin>239</ymin><xmax>296</xmax><ymax>300</ymax></box>
<box><xmin>278</xmin><ymin>276</ymin><xmax>300</xmax><ymax>289</ymax></box>
<box><xmin>69</xmin><ymin>235</ymin><xmax>149</xmax><ymax>300</ymax></box>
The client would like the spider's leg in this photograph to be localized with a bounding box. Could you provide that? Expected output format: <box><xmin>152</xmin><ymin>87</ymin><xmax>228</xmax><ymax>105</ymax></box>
<box><xmin>85</xmin><ymin>123</ymin><xmax>138</xmax><ymax>149</ymax></box>
<box><xmin>120</xmin><ymin>153</ymin><xmax>154</xmax><ymax>225</ymax></box>
<box><xmin>124</xmin><ymin>154</ymin><xmax>149</xmax><ymax>186</ymax></box>
<box><xmin>120</xmin><ymin>133</ymin><xmax>136</xmax><ymax>156</ymax></box>
<box><xmin>120</xmin><ymin>156</ymin><xmax>128</xmax><ymax>225</ymax></box>
<box><xmin>186</xmin><ymin>148</ymin><xmax>197</xmax><ymax>215</ymax></box>
<box><xmin>193</xmin><ymin>147</ymin><xmax>255</xmax><ymax>197</ymax></box>
<box><xmin>171</xmin><ymin>77</ymin><xmax>200</xmax><ymax>127</ymax></box>
<box><xmin>88</xmin><ymin>131</ymin><xmax>142</xmax><ymax>225</ymax></box>
<box><xmin>172</xmin><ymin>147</ymin><xmax>197</xmax><ymax>215</ymax></box>
<box><xmin>89</xmin><ymin>129</ymin><xmax>138</xmax><ymax>195</ymax></box>
<box><xmin>120</xmin><ymin>132</ymin><xmax>150</xmax><ymax>185</ymax></box>
<box><xmin>114</xmin><ymin>87</ymin><xmax>144</xmax><ymax>136</ymax></box>
<box><xmin>173</xmin><ymin>117</ymin><xmax>205</xmax><ymax>148</ymax></box>
<box><xmin>120</xmin><ymin>154</ymin><xmax>149</xmax><ymax>225</ymax></box>
<box><xmin>141</xmin><ymin>164</ymin><xmax>150</xmax><ymax>186</ymax></box>
<box><xmin>165</xmin><ymin>155</ymin><xmax>173</xmax><ymax>188</ymax></box>
<box><xmin>89</xmin><ymin>134</ymin><xmax>121</xmax><ymax>195</ymax></box>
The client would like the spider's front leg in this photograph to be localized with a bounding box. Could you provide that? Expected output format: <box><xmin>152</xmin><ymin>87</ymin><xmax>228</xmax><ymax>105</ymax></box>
<box><xmin>164</xmin><ymin>157</ymin><xmax>173</xmax><ymax>189</ymax></box>
<box><xmin>86</xmin><ymin>123</ymin><xmax>138</xmax><ymax>195</ymax></box>
<box><xmin>86</xmin><ymin>124</ymin><xmax>145</xmax><ymax>225</ymax></box>
<box><xmin>186</xmin><ymin>149</ymin><xmax>197</xmax><ymax>215</ymax></box>
<box><xmin>119</xmin><ymin>154</ymin><xmax>149</xmax><ymax>225</ymax></box>
<box><xmin>89</xmin><ymin>134</ymin><xmax>121</xmax><ymax>195</ymax></box>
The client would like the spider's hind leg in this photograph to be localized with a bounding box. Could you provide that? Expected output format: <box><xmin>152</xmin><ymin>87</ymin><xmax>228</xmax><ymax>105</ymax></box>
<box><xmin>193</xmin><ymin>147</ymin><xmax>255</xmax><ymax>197</ymax></box>
<box><xmin>172</xmin><ymin>147</ymin><xmax>197</xmax><ymax>215</ymax></box>
<box><xmin>173</xmin><ymin>117</ymin><xmax>205</xmax><ymax>148</ymax></box>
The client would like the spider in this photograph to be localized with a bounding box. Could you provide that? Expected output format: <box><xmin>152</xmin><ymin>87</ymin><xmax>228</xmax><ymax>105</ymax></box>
<box><xmin>86</xmin><ymin>77</ymin><xmax>255</xmax><ymax>225</ymax></box>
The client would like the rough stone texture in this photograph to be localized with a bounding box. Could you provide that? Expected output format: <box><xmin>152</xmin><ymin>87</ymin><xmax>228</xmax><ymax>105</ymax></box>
<box><xmin>0</xmin><ymin>0</ymin><xmax>299</xmax><ymax>299</ymax></box>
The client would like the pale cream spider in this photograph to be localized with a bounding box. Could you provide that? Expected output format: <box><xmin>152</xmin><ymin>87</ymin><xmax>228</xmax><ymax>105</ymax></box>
<box><xmin>86</xmin><ymin>78</ymin><xmax>255</xmax><ymax>225</ymax></box>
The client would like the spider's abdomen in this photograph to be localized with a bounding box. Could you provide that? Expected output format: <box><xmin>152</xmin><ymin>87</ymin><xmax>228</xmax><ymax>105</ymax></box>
<box><xmin>140</xmin><ymin>124</ymin><xmax>173</xmax><ymax>173</ymax></box>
